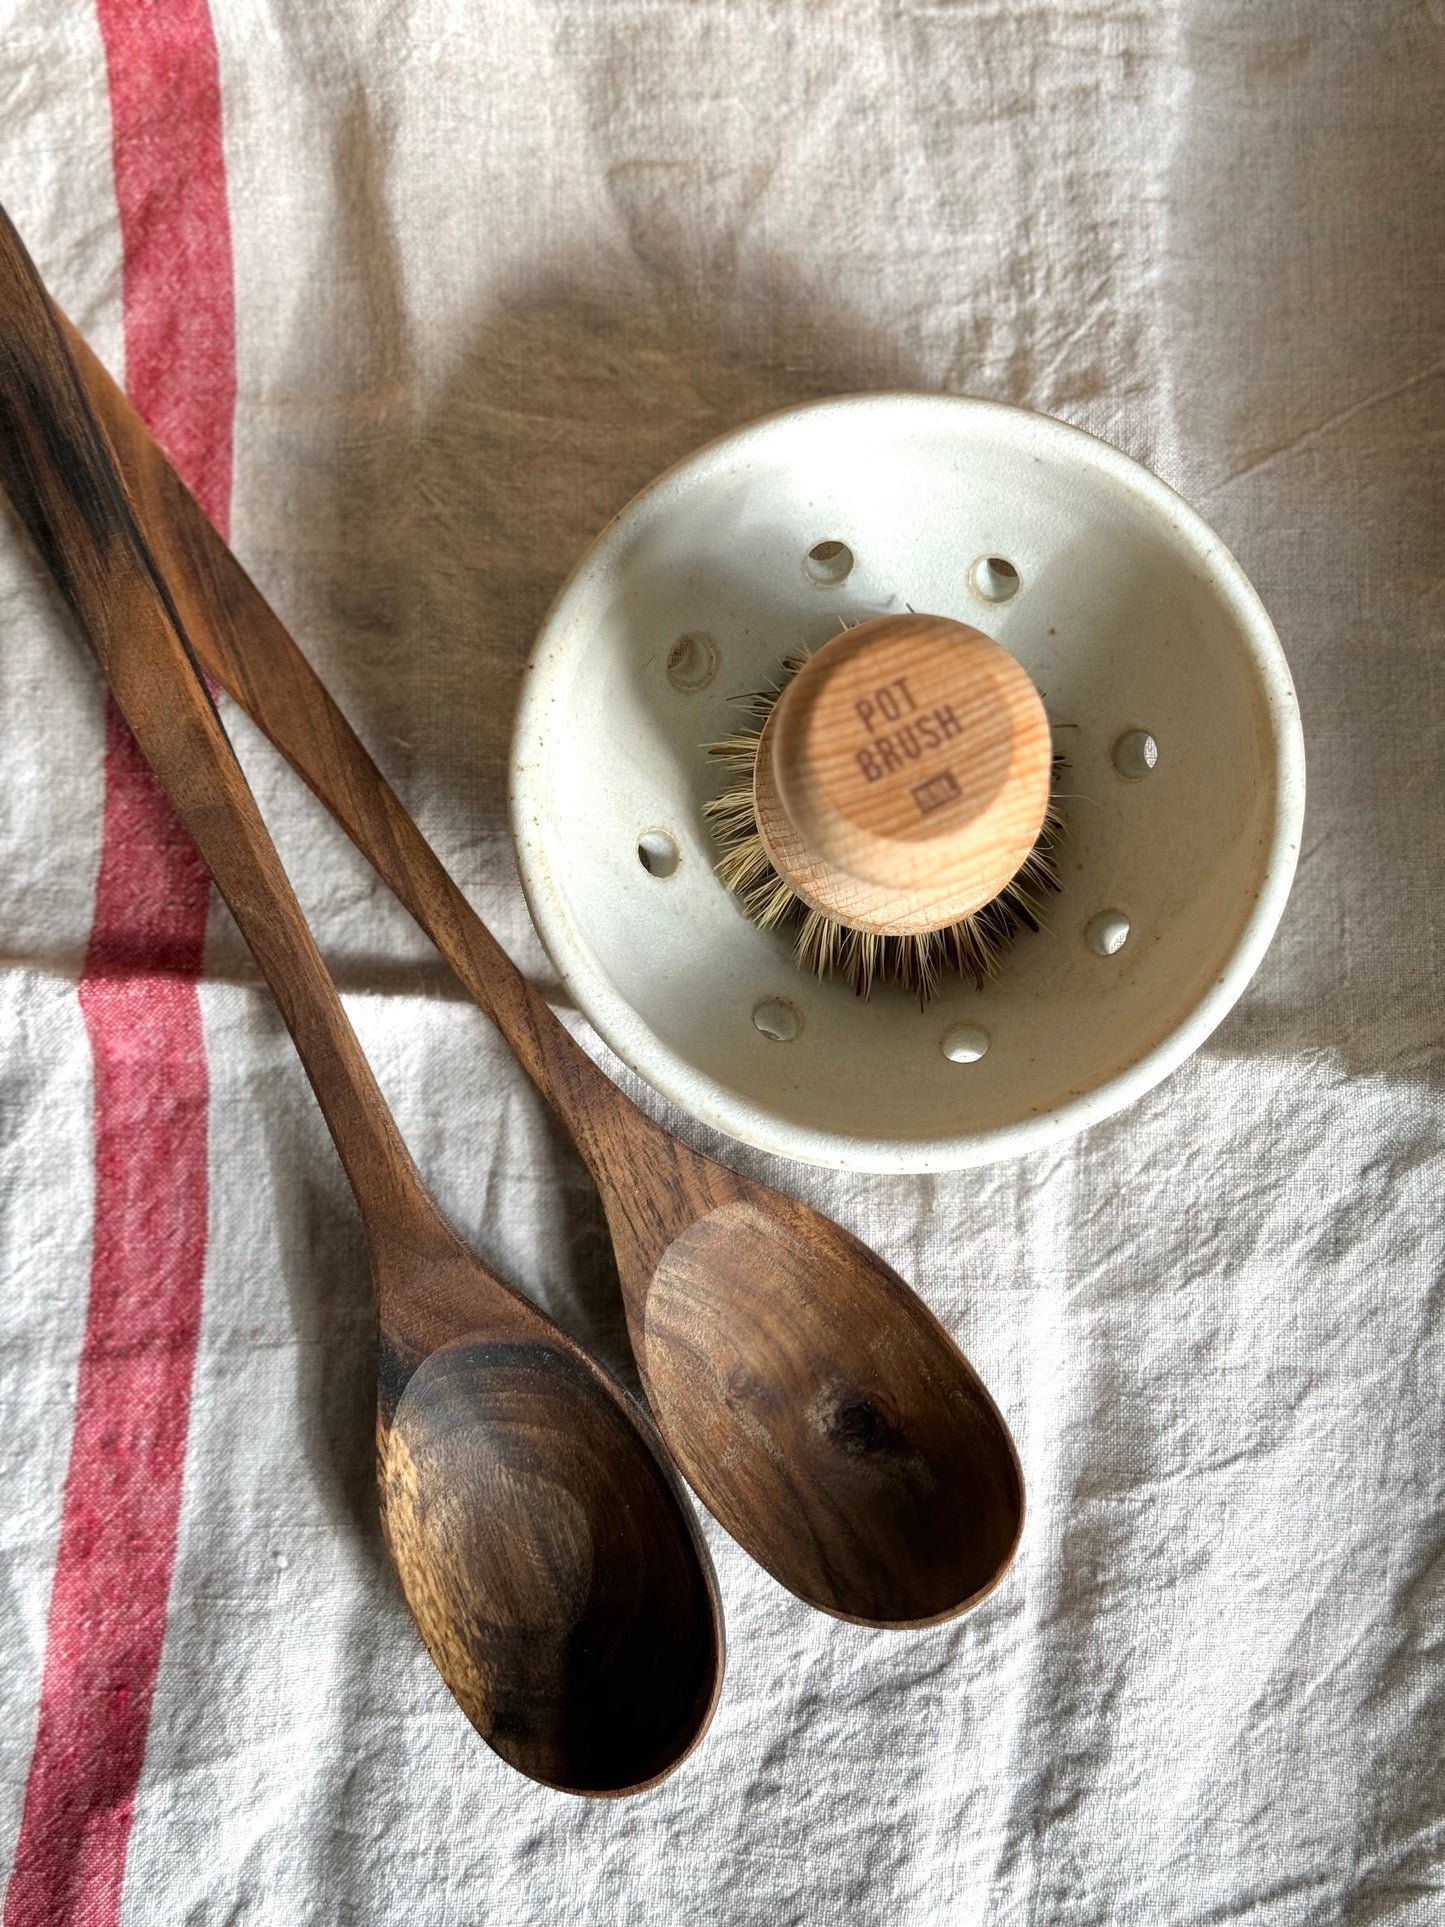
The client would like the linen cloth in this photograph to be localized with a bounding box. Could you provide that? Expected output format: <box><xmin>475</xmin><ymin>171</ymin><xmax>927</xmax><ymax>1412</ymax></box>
<box><xmin>1</xmin><ymin>2</ymin><xmax>1441</xmax><ymax>1922</ymax></box>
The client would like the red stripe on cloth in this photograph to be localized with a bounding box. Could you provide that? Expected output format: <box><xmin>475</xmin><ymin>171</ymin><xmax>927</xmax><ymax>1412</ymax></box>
<box><xmin>3</xmin><ymin>3</ymin><xmax>234</xmax><ymax>1922</ymax></box>
<box><xmin>99</xmin><ymin>0</ymin><xmax>236</xmax><ymax>532</ymax></box>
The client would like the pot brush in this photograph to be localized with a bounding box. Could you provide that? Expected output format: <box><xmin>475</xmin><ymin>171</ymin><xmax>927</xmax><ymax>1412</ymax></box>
<box><xmin>705</xmin><ymin>611</ymin><xmax>1064</xmax><ymax>1002</ymax></box>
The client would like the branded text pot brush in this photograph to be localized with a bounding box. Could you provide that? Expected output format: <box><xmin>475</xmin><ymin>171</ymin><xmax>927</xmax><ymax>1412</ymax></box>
<box><xmin>511</xmin><ymin>394</ymin><xmax>1305</xmax><ymax>1173</ymax></box>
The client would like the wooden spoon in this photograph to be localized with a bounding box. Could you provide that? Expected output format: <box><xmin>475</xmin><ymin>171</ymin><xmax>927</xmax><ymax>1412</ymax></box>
<box><xmin>0</xmin><ymin>208</ymin><xmax>722</xmax><ymax>1796</ymax></box>
<box><xmin>58</xmin><ymin>288</ymin><xmax>1024</xmax><ymax>1628</ymax></box>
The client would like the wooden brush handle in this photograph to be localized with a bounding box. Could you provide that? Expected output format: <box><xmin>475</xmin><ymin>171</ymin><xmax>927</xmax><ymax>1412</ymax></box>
<box><xmin>754</xmin><ymin>613</ymin><xmax>1052</xmax><ymax>936</ymax></box>
<box><xmin>0</xmin><ymin>206</ymin><xmax>437</xmax><ymax>1254</ymax></box>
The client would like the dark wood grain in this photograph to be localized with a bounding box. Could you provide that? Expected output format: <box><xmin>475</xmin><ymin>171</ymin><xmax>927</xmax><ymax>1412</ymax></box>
<box><xmin>0</xmin><ymin>206</ymin><xmax>721</xmax><ymax>1795</ymax></box>
<box><xmin>56</xmin><ymin>269</ymin><xmax>1026</xmax><ymax>1628</ymax></box>
<box><xmin>380</xmin><ymin>1337</ymin><xmax>719</xmax><ymax>1790</ymax></box>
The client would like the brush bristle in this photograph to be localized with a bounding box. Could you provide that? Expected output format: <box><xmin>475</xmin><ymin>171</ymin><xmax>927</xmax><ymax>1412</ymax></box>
<box><xmin>703</xmin><ymin>653</ymin><xmax>1064</xmax><ymax>1003</ymax></box>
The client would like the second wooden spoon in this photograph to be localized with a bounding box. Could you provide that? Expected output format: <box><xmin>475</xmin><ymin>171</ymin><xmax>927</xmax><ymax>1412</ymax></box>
<box><xmin>0</xmin><ymin>209</ymin><xmax>722</xmax><ymax>1795</ymax></box>
<box><xmin>63</xmin><ymin>306</ymin><xmax>1025</xmax><ymax>1628</ymax></box>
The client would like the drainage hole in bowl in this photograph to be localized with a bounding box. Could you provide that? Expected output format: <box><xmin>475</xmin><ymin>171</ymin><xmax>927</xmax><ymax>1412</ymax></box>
<box><xmin>667</xmin><ymin>631</ymin><xmax>718</xmax><ymax>692</ymax></box>
<box><xmin>804</xmin><ymin>540</ymin><xmax>854</xmax><ymax>586</ymax></box>
<box><xmin>753</xmin><ymin>997</ymin><xmax>802</xmax><ymax>1042</ymax></box>
<box><xmin>940</xmin><ymin>1023</ymin><xmax>990</xmax><ymax>1064</ymax></box>
<box><xmin>970</xmin><ymin>555</ymin><xmax>1021</xmax><ymax>603</ymax></box>
<box><xmin>637</xmin><ymin>831</ymin><xmax>680</xmax><ymax>878</ymax></box>
<box><xmin>1112</xmin><ymin>729</ymin><xmax>1158</xmax><ymax>779</ymax></box>
<box><xmin>1085</xmin><ymin>910</ymin><xmax>1130</xmax><ymax>956</ymax></box>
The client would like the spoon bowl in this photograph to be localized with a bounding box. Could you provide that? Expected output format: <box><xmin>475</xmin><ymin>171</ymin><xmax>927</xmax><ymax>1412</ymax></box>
<box><xmin>380</xmin><ymin>1335</ymin><xmax>722</xmax><ymax>1794</ymax></box>
<box><xmin>635</xmin><ymin>1193</ymin><xmax>1023</xmax><ymax>1624</ymax></box>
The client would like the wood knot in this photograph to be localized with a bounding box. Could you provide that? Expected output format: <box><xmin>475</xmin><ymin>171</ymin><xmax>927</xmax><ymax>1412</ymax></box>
<box><xmin>826</xmin><ymin>1395</ymin><xmax>894</xmax><ymax>1454</ymax></box>
<box><xmin>724</xmin><ymin>1362</ymin><xmax>767</xmax><ymax>1406</ymax></box>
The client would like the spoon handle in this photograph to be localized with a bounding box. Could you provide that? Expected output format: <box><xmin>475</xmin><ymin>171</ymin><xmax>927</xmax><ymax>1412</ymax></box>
<box><xmin>56</xmin><ymin>313</ymin><xmax>650</xmax><ymax>1193</ymax></box>
<box><xmin>0</xmin><ymin>207</ymin><xmax>444</xmax><ymax>1263</ymax></box>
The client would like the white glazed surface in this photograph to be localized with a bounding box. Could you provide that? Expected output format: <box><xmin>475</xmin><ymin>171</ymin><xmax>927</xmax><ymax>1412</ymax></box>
<box><xmin>511</xmin><ymin>395</ymin><xmax>1305</xmax><ymax>1170</ymax></box>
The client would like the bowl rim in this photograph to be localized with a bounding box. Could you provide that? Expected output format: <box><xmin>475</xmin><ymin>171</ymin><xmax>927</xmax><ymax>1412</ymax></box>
<box><xmin>509</xmin><ymin>392</ymin><xmax>1306</xmax><ymax>1172</ymax></box>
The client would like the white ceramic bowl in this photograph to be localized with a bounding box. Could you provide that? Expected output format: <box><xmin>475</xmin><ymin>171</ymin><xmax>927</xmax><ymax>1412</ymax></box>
<box><xmin>511</xmin><ymin>395</ymin><xmax>1304</xmax><ymax>1171</ymax></box>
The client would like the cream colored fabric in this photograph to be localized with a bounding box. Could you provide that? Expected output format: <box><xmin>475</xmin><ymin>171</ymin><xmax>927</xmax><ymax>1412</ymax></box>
<box><xmin>1</xmin><ymin>2</ymin><xmax>1441</xmax><ymax>1921</ymax></box>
